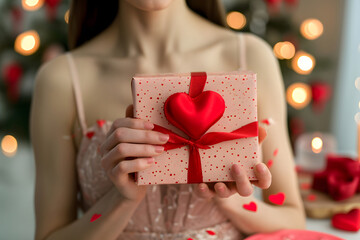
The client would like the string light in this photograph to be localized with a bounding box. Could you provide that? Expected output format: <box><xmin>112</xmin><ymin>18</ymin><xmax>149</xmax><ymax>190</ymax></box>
<box><xmin>311</xmin><ymin>137</ymin><xmax>323</xmax><ymax>154</ymax></box>
<box><xmin>355</xmin><ymin>112</ymin><xmax>360</xmax><ymax>123</ymax></box>
<box><xmin>286</xmin><ymin>82</ymin><xmax>312</xmax><ymax>109</ymax></box>
<box><xmin>14</xmin><ymin>30</ymin><xmax>40</xmax><ymax>56</ymax></box>
<box><xmin>64</xmin><ymin>9</ymin><xmax>70</xmax><ymax>24</ymax></box>
<box><xmin>1</xmin><ymin>135</ymin><xmax>18</xmax><ymax>157</ymax></box>
<box><xmin>355</xmin><ymin>77</ymin><xmax>360</xmax><ymax>90</ymax></box>
<box><xmin>273</xmin><ymin>41</ymin><xmax>296</xmax><ymax>59</ymax></box>
<box><xmin>22</xmin><ymin>0</ymin><xmax>44</xmax><ymax>11</ymax></box>
<box><xmin>300</xmin><ymin>18</ymin><xmax>323</xmax><ymax>40</ymax></box>
<box><xmin>292</xmin><ymin>51</ymin><xmax>315</xmax><ymax>75</ymax></box>
<box><xmin>226</xmin><ymin>11</ymin><xmax>247</xmax><ymax>30</ymax></box>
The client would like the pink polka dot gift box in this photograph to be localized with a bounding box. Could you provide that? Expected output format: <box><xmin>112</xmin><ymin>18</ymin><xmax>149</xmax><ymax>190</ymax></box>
<box><xmin>131</xmin><ymin>71</ymin><xmax>259</xmax><ymax>185</ymax></box>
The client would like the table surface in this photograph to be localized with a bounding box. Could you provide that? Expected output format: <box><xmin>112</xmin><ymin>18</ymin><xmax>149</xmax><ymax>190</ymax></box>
<box><xmin>306</xmin><ymin>218</ymin><xmax>360</xmax><ymax>240</ymax></box>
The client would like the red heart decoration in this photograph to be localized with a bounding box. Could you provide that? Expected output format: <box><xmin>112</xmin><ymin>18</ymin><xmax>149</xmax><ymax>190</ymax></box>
<box><xmin>269</xmin><ymin>192</ymin><xmax>285</xmax><ymax>205</ymax></box>
<box><xmin>300</xmin><ymin>182</ymin><xmax>311</xmax><ymax>190</ymax></box>
<box><xmin>267</xmin><ymin>159</ymin><xmax>273</xmax><ymax>168</ymax></box>
<box><xmin>86</xmin><ymin>131</ymin><xmax>95</xmax><ymax>139</ymax></box>
<box><xmin>273</xmin><ymin>148</ymin><xmax>279</xmax><ymax>157</ymax></box>
<box><xmin>307</xmin><ymin>194</ymin><xmax>317</xmax><ymax>202</ymax></box>
<box><xmin>164</xmin><ymin>91</ymin><xmax>225</xmax><ymax>139</ymax></box>
<box><xmin>90</xmin><ymin>213</ymin><xmax>102</xmax><ymax>222</ymax></box>
<box><xmin>206</xmin><ymin>230</ymin><xmax>216</xmax><ymax>235</ymax></box>
<box><xmin>243</xmin><ymin>201</ymin><xmax>257</xmax><ymax>212</ymax></box>
<box><xmin>96</xmin><ymin>119</ymin><xmax>106</xmax><ymax>128</ymax></box>
<box><xmin>332</xmin><ymin>209</ymin><xmax>360</xmax><ymax>232</ymax></box>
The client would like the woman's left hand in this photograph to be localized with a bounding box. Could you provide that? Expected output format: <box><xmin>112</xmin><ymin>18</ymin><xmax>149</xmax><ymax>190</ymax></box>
<box><xmin>194</xmin><ymin>126</ymin><xmax>271</xmax><ymax>199</ymax></box>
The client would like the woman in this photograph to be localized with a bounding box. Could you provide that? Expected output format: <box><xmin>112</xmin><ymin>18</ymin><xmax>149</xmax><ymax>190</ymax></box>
<box><xmin>30</xmin><ymin>0</ymin><xmax>305</xmax><ymax>239</ymax></box>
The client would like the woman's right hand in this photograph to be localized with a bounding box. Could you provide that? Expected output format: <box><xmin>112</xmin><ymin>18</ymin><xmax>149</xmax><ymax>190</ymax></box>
<box><xmin>99</xmin><ymin>105</ymin><xmax>169</xmax><ymax>202</ymax></box>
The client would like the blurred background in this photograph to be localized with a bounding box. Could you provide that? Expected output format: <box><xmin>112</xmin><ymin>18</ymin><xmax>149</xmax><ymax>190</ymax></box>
<box><xmin>0</xmin><ymin>0</ymin><xmax>360</xmax><ymax>239</ymax></box>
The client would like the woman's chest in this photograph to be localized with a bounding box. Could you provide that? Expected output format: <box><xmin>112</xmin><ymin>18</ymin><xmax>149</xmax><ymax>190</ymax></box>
<box><xmin>82</xmin><ymin>49</ymin><xmax>239</xmax><ymax>113</ymax></box>
<box><xmin>73</xmin><ymin>47</ymin><xmax>240</xmax><ymax>146</ymax></box>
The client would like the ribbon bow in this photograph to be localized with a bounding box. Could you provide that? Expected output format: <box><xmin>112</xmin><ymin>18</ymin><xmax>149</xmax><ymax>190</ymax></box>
<box><xmin>312</xmin><ymin>155</ymin><xmax>360</xmax><ymax>201</ymax></box>
<box><xmin>154</xmin><ymin>122</ymin><xmax>258</xmax><ymax>183</ymax></box>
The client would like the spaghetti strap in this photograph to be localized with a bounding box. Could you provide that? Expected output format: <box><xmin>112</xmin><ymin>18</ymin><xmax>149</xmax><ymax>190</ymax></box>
<box><xmin>66</xmin><ymin>53</ymin><xmax>88</xmax><ymax>135</ymax></box>
<box><xmin>237</xmin><ymin>33</ymin><xmax>247</xmax><ymax>70</ymax></box>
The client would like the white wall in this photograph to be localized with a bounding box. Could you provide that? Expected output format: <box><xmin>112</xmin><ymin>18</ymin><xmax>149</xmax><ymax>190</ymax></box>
<box><xmin>331</xmin><ymin>0</ymin><xmax>360</xmax><ymax>155</ymax></box>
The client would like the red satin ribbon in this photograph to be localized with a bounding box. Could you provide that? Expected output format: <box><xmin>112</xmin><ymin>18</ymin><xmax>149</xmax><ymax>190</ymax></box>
<box><xmin>189</xmin><ymin>72</ymin><xmax>207</xmax><ymax>97</ymax></box>
<box><xmin>312</xmin><ymin>155</ymin><xmax>360</xmax><ymax>201</ymax></box>
<box><xmin>154</xmin><ymin>121</ymin><xmax>258</xmax><ymax>183</ymax></box>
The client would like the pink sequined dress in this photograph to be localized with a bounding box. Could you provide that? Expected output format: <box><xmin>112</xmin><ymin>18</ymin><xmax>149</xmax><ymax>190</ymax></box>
<box><xmin>66</xmin><ymin>33</ymin><xmax>248</xmax><ymax>240</ymax></box>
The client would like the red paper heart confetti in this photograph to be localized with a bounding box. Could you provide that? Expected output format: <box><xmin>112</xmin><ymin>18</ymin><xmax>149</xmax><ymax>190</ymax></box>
<box><xmin>307</xmin><ymin>194</ymin><xmax>317</xmax><ymax>202</ymax></box>
<box><xmin>273</xmin><ymin>148</ymin><xmax>279</xmax><ymax>156</ymax></box>
<box><xmin>267</xmin><ymin>159</ymin><xmax>273</xmax><ymax>168</ymax></box>
<box><xmin>261</xmin><ymin>118</ymin><xmax>274</xmax><ymax>126</ymax></box>
<box><xmin>332</xmin><ymin>209</ymin><xmax>360</xmax><ymax>232</ymax></box>
<box><xmin>96</xmin><ymin>119</ymin><xmax>106</xmax><ymax>128</ymax></box>
<box><xmin>187</xmin><ymin>238</ymin><xmax>194</xmax><ymax>240</ymax></box>
<box><xmin>86</xmin><ymin>131</ymin><xmax>95</xmax><ymax>139</ymax></box>
<box><xmin>206</xmin><ymin>230</ymin><xmax>216</xmax><ymax>235</ymax></box>
<box><xmin>243</xmin><ymin>201</ymin><xmax>257</xmax><ymax>212</ymax></box>
<box><xmin>90</xmin><ymin>213</ymin><xmax>102</xmax><ymax>222</ymax></box>
<box><xmin>269</xmin><ymin>192</ymin><xmax>285</xmax><ymax>205</ymax></box>
<box><xmin>300</xmin><ymin>182</ymin><xmax>311</xmax><ymax>190</ymax></box>
<box><xmin>164</xmin><ymin>91</ymin><xmax>225</xmax><ymax>139</ymax></box>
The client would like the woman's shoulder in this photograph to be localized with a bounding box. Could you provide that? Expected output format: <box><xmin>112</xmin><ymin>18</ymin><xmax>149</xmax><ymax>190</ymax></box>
<box><xmin>241</xmin><ymin>33</ymin><xmax>280</xmax><ymax>79</ymax></box>
<box><xmin>34</xmin><ymin>54</ymin><xmax>73</xmax><ymax>96</ymax></box>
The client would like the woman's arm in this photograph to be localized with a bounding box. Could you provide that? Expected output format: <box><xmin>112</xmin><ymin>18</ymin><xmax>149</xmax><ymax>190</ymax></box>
<box><xmin>30</xmin><ymin>56</ymin><xmax>160</xmax><ymax>240</ymax></box>
<box><xmin>214</xmin><ymin>33</ymin><xmax>305</xmax><ymax>235</ymax></box>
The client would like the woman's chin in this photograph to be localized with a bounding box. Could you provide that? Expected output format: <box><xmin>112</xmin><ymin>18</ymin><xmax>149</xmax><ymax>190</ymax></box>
<box><xmin>123</xmin><ymin>0</ymin><xmax>175</xmax><ymax>12</ymax></box>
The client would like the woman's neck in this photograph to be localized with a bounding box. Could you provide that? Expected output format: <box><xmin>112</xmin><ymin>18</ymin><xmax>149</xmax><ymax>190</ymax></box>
<box><xmin>110</xmin><ymin>0</ymin><xmax>197</xmax><ymax>58</ymax></box>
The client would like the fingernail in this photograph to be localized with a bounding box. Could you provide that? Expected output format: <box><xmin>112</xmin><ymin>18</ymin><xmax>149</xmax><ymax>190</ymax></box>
<box><xmin>147</xmin><ymin>157</ymin><xmax>154</xmax><ymax>164</ymax></box>
<box><xmin>256</xmin><ymin>163</ymin><xmax>266</xmax><ymax>173</ymax></box>
<box><xmin>144</xmin><ymin>122</ymin><xmax>154</xmax><ymax>130</ymax></box>
<box><xmin>159</xmin><ymin>134</ymin><xmax>169</xmax><ymax>142</ymax></box>
<box><xmin>155</xmin><ymin>146</ymin><xmax>164</xmax><ymax>153</ymax></box>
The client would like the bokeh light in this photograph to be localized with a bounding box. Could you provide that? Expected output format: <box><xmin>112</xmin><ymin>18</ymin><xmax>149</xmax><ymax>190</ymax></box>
<box><xmin>311</xmin><ymin>137</ymin><xmax>323</xmax><ymax>153</ymax></box>
<box><xmin>286</xmin><ymin>82</ymin><xmax>312</xmax><ymax>109</ymax></box>
<box><xmin>14</xmin><ymin>30</ymin><xmax>40</xmax><ymax>56</ymax></box>
<box><xmin>1</xmin><ymin>135</ymin><xmax>18</xmax><ymax>157</ymax></box>
<box><xmin>355</xmin><ymin>112</ymin><xmax>360</xmax><ymax>123</ymax></box>
<box><xmin>64</xmin><ymin>9</ymin><xmax>70</xmax><ymax>24</ymax></box>
<box><xmin>22</xmin><ymin>0</ymin><xmax>44</xmax><ymax>11</ymax></box>
<box><xmin>300</xmin><ymin>18</ymin><xmax>323</xmax><ymax>40</ymax></box>
<box><xmin>273</xmin><ymin>41</ymin><xmax>296</xmax><ymax>59</ymax></box>
<box><xmin>292</xmin><ymin>51</ymin><xmax>315</xmax><ymax>75</ymax></box>
<box><xmin>227</xmin><ymin>11</ymin><xmax>246</xmax><ymax>30</ymax></box>
<box><xmin>355</xmin><ymin>77</ymin><xmax>360</xmax><ymax>90</ymax></box>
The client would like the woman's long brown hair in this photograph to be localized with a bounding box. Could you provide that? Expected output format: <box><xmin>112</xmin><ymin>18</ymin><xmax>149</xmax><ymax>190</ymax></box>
<box><xmin>68</xmin><ymin>0</ymin><xmax>227</xmax><ymax>50</ymax></box>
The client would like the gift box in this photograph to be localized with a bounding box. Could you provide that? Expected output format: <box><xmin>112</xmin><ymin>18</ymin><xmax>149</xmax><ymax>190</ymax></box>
<box><xmin>132</xmin><ymin>71</ymin><xmax>259</xmax><ymax>185</ymax></box>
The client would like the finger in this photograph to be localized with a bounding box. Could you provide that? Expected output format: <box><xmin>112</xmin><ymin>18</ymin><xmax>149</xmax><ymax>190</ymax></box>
<box><xmin>100</xmin><ymin>128</ymin><xmax>169</xmax><ymax>154</ymax></box>
<box><xmin>109</xmin><ymin>165</ymin><xmax>131</xmax><ymax>189</ymax></box>
<box><xmin>231</xmin><ymin>164</ymin><xmax>253</xmax><ymax>197</ymax></box>
<box><xmin>107</xmin><ymin>118</ymin><xmax>154</xmax><ymax>138</ymax></box>
<box><xmin>258</xmin><ymin>126</ymin><xmax>267</xmax><ymax>144</ymax></box>
<box><xmin>214</xmin><ymin>182</ymin><xmax>233</xmax><ymax>198</ymax></box>
<box><xmin>252</xmin><ymin>163</ymin><xmax>272</xmax><ymax>189</ymax></box>
<box><xmin>224</xmin><ymin>182</ymin><xmax>238</xmax><ymax>195</ymax></box>
<box><xmin>126</xmin><ymin>105</ymin><xmax>133</xmax><ymax>118</ymax></box>
<box><xmin>195</xmin><ymin>183</ymin><xmax>215</xmax><ymax>199</ymax></box>
<box><xmin>101</xmin><ymin>143</ymin><xmax>164</xmax><ymax>170</ymax></box>
<box><xmin>111</xmin><ymin>157</ymin><xmax>155</xmax><ymax>176</ymax></box>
